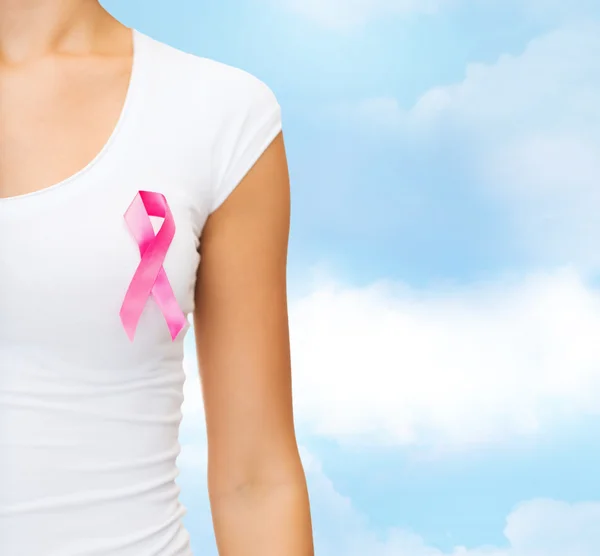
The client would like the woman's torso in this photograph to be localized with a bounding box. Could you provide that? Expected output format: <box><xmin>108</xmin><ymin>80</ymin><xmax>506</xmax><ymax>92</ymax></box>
<box><xmin>0</xmin><ymin>28</ymin><xmax>279</xmax><ymax>555</ymax></box>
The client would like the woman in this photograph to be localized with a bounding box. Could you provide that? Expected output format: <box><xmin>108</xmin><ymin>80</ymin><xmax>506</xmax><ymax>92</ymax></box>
<box><xmin>0</xmin><ymin>1</ymin><xmax>314</xmax><ymax>554</ymax></box>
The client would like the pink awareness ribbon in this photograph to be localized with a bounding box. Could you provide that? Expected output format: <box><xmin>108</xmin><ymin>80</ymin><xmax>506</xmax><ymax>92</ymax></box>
<box><xmin>120</xmin><ymin>190</ymin><xmax>187</xmax><ymax>341</ymax></box>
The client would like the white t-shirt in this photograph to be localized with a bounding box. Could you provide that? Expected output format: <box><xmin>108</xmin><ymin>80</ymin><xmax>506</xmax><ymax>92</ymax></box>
<box><xmin>0</xmin><ymin>29</ymin><xmax>282</xmax><ymax>555</ymax></box>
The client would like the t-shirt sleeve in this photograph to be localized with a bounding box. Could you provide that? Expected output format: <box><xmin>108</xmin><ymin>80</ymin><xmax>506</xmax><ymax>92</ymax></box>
<box><xmin>209</xmin><ymin>70</ymin><xmax>282</xmax><ymax>214</ymax></box>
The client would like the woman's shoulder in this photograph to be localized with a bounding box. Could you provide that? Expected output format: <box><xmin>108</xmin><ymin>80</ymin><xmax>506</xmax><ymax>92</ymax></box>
<box><xmin>135</xmin><ymin>29</ymin><xmax>279</xmax><ymax>119</ymax></box>
<box><xmin>131</xmin><ymin>29</ymin><xmax>282</xmax><ymax>217</ymax></box>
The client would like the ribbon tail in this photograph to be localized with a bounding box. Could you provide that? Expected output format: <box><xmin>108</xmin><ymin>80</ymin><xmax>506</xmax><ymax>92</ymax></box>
<box><xmin>119</xmin><ymin>283</ymin><xmax>150</xmax><ymax>342</ymax></box>
<box><xmin>152</xmin><ymin>268</ymin><xmax>187</xmax><ymax>340</ymax></box>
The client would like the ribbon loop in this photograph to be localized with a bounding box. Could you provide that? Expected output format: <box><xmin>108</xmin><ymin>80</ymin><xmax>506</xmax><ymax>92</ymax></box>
<box><xmin>120</xmin><ymin>190</ymin><xmax>187</xmax><ymax>341</ymax></box>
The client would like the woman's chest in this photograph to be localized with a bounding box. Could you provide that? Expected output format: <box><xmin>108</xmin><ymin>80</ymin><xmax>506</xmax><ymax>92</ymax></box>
<box><xmin>0</xmin><ymin>183</ymin><xmax>203</xmax><ymax>362</ymax></box>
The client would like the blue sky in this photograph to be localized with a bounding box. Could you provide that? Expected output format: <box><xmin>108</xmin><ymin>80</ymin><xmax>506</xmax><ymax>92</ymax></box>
<box><xmin>103</xmin><ymin>1</ymin><xmax>600</xmax><ymax>553</ymax></box>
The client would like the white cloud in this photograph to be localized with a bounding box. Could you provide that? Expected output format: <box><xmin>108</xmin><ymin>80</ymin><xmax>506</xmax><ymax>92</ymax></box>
<box><xmin>289</xmin><ymin>267</ymin><xmax>600</xmax><ymax>449</ymax></box>
<box><xmin>346</xmin><ymin>24</ymin><xmax>600</xmax><ymax>269</ymax></box>
<box><xmin>180</xmin><ymin>266</ymin><xmax>600</xmax><ymax>450</ymax></box>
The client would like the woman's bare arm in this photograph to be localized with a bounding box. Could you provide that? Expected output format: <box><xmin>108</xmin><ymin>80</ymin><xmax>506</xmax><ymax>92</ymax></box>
<box><xmin>193</xmin><ymin>132</ymin><xmax>314</xmax><ymax>555</ymax></box>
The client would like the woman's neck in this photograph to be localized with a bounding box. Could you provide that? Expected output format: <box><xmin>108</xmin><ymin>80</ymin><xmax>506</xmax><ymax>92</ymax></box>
<box><xmin>0</xmin><ymin>0</ymin><xmax>106</xmax><ymax>64</ymax></box>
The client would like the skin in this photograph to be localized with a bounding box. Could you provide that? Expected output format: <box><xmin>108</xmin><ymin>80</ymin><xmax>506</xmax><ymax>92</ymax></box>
<box><xmin>0</xmin><ymin>1</ymin><xmax>314</xmax><ymax>554</ymax></box>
